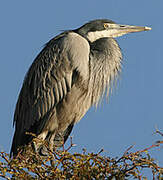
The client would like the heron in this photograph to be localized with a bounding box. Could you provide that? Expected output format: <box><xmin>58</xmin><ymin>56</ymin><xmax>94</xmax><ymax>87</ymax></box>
<box><xmin>10</xmin><ymin>19</ymin><xmax>151</xmax><ymax>157</ymax></box>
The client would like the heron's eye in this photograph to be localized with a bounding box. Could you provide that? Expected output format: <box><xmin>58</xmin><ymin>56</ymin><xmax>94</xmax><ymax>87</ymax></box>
<box><xmin>104</xmin><ymin>23</ymin><xmax>109</xmax><ymax>29</ymax></box>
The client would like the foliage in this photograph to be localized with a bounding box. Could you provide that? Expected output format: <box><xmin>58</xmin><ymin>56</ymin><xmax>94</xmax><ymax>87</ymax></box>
<box><xmin>0</xmin><ymin>132</ymin><xmax>163</xmax><ymax>180</ymax></box>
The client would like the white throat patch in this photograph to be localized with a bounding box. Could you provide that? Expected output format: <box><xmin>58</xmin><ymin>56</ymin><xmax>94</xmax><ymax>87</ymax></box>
<box><xmin>86</xmin><ymin>29</ymin><xmax>126</xmax><ymax>42</ymax></box>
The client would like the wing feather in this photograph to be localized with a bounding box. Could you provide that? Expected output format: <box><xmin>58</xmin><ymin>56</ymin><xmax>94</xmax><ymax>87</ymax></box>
<box><xmin>58</xmin><ymin>81</ymin><xmax>63</xmax><ymax>99</ymax></box>
<box><xmin>11</xmin><ymin>31</ymin><xmax>90</xmax><ymax>156</ymax></box>
<box><xmin>53</xmin><ymin>83</ymin><xmax>60</xmax><ymax>104</ymax></box>
<box><xmin>61</xmin><ymin>78</ymin><xmax>67</xmax><ymax>96</ymax></box>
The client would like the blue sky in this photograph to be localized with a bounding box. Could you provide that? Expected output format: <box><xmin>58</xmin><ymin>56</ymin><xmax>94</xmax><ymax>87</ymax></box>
<box><xmin>0</xmin><ymin>0</ymin><xmax>162</xmax><ymax>173</ymax></box>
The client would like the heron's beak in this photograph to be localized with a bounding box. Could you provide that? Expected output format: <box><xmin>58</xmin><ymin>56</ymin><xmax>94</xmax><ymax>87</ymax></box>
<box><xmin>106</xmin><ymin>23</ymin><xmax>152</xmax><ymax>38</ymax></box>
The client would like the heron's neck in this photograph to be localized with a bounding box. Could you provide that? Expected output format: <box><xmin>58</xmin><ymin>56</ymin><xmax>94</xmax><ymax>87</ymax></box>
<box><xmin>88</xmin><ymin>38</ymin><xmax>122</xmax><ymax>106</ymax></box>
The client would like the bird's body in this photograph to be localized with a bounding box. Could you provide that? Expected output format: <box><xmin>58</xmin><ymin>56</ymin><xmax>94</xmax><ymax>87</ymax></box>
<box><xmin>10</xmin><ymin>19</ymin><xmax>151</xmax><ymax>156</ymax></box>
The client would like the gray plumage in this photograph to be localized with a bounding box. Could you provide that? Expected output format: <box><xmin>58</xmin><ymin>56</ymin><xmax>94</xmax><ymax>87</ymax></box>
<box><xmin>10</xmin><ymin>19</ymin><xmax>151</xmax><ymax>156</ymax></box>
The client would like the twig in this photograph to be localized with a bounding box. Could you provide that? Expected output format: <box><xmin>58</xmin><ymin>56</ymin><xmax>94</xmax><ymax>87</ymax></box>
<box><xmin>131</xmin><ymin>141</ymin><xmax>163</xmax><ymax>156</ymax></box>
<box><xmin>65</xmin><ymin>136</ymin><xmax>76</xmax><ymax>152</ymax></box>
<box><xmin>97</xmin><ymin>148</ymin><xmax>104</xmax><ymax>155</ymax></box>
<box><xmin>0</xmin><ymin>173</ymin><xmax>10</xmax><ymax>180</ymax></box>
<box><xmin>123</xmin><ymin>144</ymin><xmax>135</xmax><ymax>156</ymax></box>
<box><xmin>155</xmin><ymin>129</ymin><xmax>163</xmax><ymax>137</ymax></box>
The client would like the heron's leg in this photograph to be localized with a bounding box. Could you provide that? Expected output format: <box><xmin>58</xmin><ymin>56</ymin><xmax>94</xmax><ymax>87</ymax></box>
<box><xmin>39</xmin><ymin>130</ymin><xmax>57</xmax><ymax>155</ymax></box>
<box><xmin>49</xmin><ymin>131</ymin><xmax>57</xmax><ymax>152</ymax></box>
<box><xmin>47</xmin><ymin>131</ymin><xmax>57</xmax><ymax>166</ymax></box>
<box><xmin>32</xmin><ymin>130</ymin><xmax>48</xmax><ymax>154</ymax></box>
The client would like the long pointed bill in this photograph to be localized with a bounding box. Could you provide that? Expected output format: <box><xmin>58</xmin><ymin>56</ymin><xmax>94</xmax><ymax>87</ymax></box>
<box><xmin>86</xmin><ymin>23</ymin><xmax>151</xmax><ymax>42</ymax></box>
<box><xmin>106</xmin><ymin>23</ymin><xmax>152</xmax><ymax>38</ymax></box>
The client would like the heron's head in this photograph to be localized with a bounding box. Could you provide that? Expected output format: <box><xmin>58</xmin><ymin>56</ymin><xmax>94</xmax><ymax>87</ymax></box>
<box><xmin>76</xmin><ymin>19</ymin><xmax>151</xmax><ymax>42</ymax></box>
